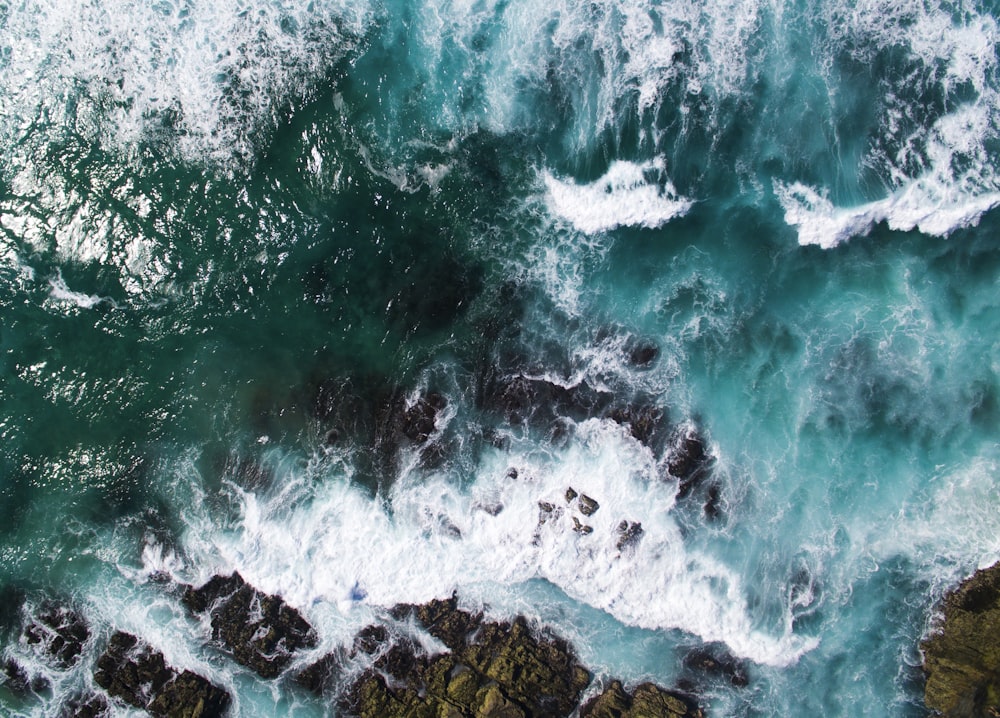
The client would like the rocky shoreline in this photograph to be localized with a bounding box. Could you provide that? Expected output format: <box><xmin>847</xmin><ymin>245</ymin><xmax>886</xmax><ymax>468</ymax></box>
<box><xmin>922</xmin><ymin>561</ymin><xmax>1000</xmax><ymax>717</ymax></box>
<box><xmin>1</xmin><ymin>574</ymin><xmax>711</xmax><ymax>717</ymax></box>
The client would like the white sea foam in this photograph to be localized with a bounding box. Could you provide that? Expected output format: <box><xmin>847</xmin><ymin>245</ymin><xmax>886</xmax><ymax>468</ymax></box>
<box><xmin>776</xmin><ymin>175</ymin><xmax>1000</xmax><ymax>248</ymax></box>
<box><xmin>178</xmin><ymin>418</ymin><xmax>816</xmax><ymax>668</ymax></box>
<box><xmin>543</xmin><ymin>158</ymin><xmax>693</xmax><ymax>235</ymax></box>
<box><xmin>47</xmin><ymin>271</ymin><xmax>114</xmax><ymax>310</ymax></box>
<box><xmin>778</xmin><ymin>1</ymin><xmax>1000</xmax><ymax>246</ymax></box>
<box><xmin>0</xmin><ymin>0</ymin><xmax>372</xmax><ymax>165</ymax></box>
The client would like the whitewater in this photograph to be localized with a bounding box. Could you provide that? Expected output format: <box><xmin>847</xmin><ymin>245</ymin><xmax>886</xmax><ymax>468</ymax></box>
<box><xmin>1</xmin><ymin>0</ymin><xmax>1000</xmax><ymax>714</ymax></box>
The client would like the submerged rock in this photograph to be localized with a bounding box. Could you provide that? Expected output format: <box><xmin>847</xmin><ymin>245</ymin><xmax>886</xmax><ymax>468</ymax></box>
<box><xmin>607</xmin><ymin>404</ymin><xmax>666</xmax><ymax>447</ymax></box>
<box><xmin>23</xmin><ymin>602</ymin><xmax>90</xmax><ymax>669</ymax></box>
<box><xmin>580</xmin><ymin>679</ymin><xmax>704</xmax><ymax>718</ymax></box>
<box><xmin>94</xmin><ymin>631</ymin><xmax>230</xmax><ymax>718</ymax></box>
<box><xmin>614</xmin><ymin>520</ymin><xmax>644</xmax><ymax>552</ymax></box>
<box><xmin>682</xmin><ymin>645</ymin><xmax>749</xmax><ymax>688</ymax></box>
<box><xmin>922</xmin><ymin>561</ymin><xmax>1000</xmax><ymax>717</ymax></box>
<box><xmin>182</xmin><ymin>572</ymin><xmax>317</xmax><ymax>679</ymax></box>
<box><xmin>665</xmin><ymin>424</ymin><xmax>714</xmax><ymax>497</ymax></box>
<box><xmin>60</xmin><ymin>692</ymin><xmax>109</xmax><ymax>718</ymax></box>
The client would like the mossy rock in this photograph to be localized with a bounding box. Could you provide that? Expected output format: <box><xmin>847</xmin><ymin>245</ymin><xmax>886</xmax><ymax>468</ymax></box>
<box><xmin>581</xmin><ymin>680</ymin><xmax>703</xmax><ymax>718</ymax></box>
<box><xmin>182</xmin><ymin>572</ymin><xmax>317</xmax><ymax>678</ymax></box>
<box><xmin>923</xmin><ymin>562</ymin><xmax>1000</xmax><ymax>717</ymax></box>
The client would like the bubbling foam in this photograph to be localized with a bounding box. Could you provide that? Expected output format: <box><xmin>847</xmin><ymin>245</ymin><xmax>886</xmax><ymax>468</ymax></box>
<box><xmin>176</xmin><ymin>418</ymin><xmax>816</xmax><ymax>668</ymax></box>
<box><xmin>543</xmin><ymin>158</ymin><xmax>694</xmax><ymax>235</ymax></box>
<box><xmin>0</xmin><ymin>0</ymin><xmax>371</xmax><ymax>166</ymax></box>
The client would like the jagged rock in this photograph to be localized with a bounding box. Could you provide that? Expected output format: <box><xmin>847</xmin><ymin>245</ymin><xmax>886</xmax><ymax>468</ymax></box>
<box><xmin>922</xmin><ymin>561</ymin><xmax>1000</xmax><ymax>717</ymax></box>
<box><xmin>346</xmin><ymin>598</ymin><xmax>591</xmax><ymax>718</ymax></box>
<box><xmin>60</xmin><ymin>692</ymin><xmax>109</xmax><ymax>718</ymax></box>
<box><xmin>3</xmin><ymin>657</ymin><xmax>48</xmax><ymax>694</ymax></box>
<box><xmin>572</xmin><ymin>517</ymin><xmax>594</xmax><ymax>535</ymax></box>
<box><xmin>683</xmin><ymin>645</ymin><xmax>749</xmax><ymax>688</ymax></box>
<box><xmin>628</xmin><ymin>341</ymin><xmax>660</xmax><ymax>368</ymax></box>
<box><xmin>391</xmin><ymin>593</ymin><xmax>483</xmax><ymax>652</ymax></box>
<box><xmin>23</xmin><ymin>602</ymin><xmax>90</xmax><ymax>669</ymax></box>
<box><xmin>703</xmin><ymin>484</ymin><xmax>721</xmax><ymax>520</ymax></box>
<box><xmin>578</xmin><ymin>494</ymin><xmax>600</xmax><ymax>516</ymax></box>
<box><xmin>666</xmin><ymin>425</ymin><xmax>714</xmax><ymax>497</ymax></box>
<box><xmin>565</xmin><ymin>487</ymin><xmax>579</xmax><ymax>503</ymax></box>
<box><xmin>94</xmin><ymin>631</ymin><xmax>230</xmax><ymax>718</ymax></box>
<box><xmin>479</xmin><ymin>374</ymin><xmax>613</xmax><ymax>427</ymax></box>
<box><xmin>182</xmin><ymin>572</ymin><xmax>317</xmax><ymax>678</ymax></box>
<box><xmin>581</xmin><ymin>680</ymin><xmax>703</xmax><ymax>718</ymax></box>
<box><xmin>615</xmin><ymin>521</ymin><xmax>644</xmax><ymax>551</ymax></box>
<box><xmin>607</xmin><ymin>405</ymin><xmax>665</xmax><ymax>447</ymax></box>
<box><xmin>401</xmin><ymin>393</ymin><xmax>446</xmax><ymax>444</ymax></box>
<box><xmin>295</xmin><ymin>651</ymin><xmax>344</xmax><ymax>695</ymax></box>
<box><xmin>353</xmin><ymin>625</ymin><xmax>389</xmax><ymax>656</ymax></box>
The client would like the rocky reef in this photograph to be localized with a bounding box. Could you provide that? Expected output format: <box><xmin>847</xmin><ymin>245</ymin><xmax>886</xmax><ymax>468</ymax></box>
<box><xmin>328</xmin><ymin>593</ymin><xmax>703</xmax><ymax>718</ymax></box>
<box><xmin>181</xmin><ymin>572</ymin><xmax>318</xmax><ymax>679</ymax></box>
<box><xmin>922</xmin><ymin>561</ymin><xmax>1000</xmax><ymax>717</ymax></box>
<box><xmin>94</xmin><ymin>631</ymin><xmax>230</xmax><ymax>718</ymax></box>
<box><xmin>580</xmin><ymin>680</ymin><xmax>703</xmax><ymax>718</ymax></box>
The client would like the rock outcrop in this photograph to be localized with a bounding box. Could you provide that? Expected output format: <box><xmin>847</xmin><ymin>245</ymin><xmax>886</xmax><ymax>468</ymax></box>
<box><xmin>182</xmin><ymin>572</ymin><xmax>318</xmax><ymax>679</ymax></box>
<box><xmin>337</xmin><ymin>593</ymin><xmax>705</xmax><ymax>718</ymax></box>
<box><xmin>343</xmin><ymin>594</ymin><xmax>592</xmax><ymax>718</ymax></box>
<box><xmin>580</xmin><ymin>679</ymin><xmax>703</xmax><ymax>718</ymax></box>
<box><xmin>922</xmin><ymin>561</ymin><xmax>1000</xmax><ymax>717</ymax></box>
<box><xmin>94</xmin><ymin>631</ymin><xmax>229</xmax><ymax>718</ymax></box>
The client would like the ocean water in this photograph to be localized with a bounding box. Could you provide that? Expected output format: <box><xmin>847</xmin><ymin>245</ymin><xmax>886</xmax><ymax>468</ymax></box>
<box><xmin>1</xmin><ymin>0</ymin><xmax>1000</xmax><ymax>714</ymax></box>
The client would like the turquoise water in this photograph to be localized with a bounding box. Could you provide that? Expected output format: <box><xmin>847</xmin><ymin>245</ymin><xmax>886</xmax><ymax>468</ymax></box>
<box><xmin>2</xmin><ymin>0</ymin><xmax>1000</xmax><ymax>714</ymax></box>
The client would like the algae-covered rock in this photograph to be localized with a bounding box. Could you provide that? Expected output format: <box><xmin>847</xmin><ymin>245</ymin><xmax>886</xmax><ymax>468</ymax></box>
<box><xmin>344</xmin><ymin>596</ymin><xmax>592</xmax><ymax>718</ymax></box>
<box><xmin>94</xmin><ymin>631</ymin><xmax>229</xmax><ymax>718</ymax></box>
<box><xmin>182</xmin><ymin>572</ymin><xmax>317</xmax><ymax>678</ymax></box>
<box><xmin>580</xmin><ymin>680</ymin><xmax>703</xmax><ymax>718</ymax></box>
<box><xmin>922</xmin><ymin>561</ymin><xmax>1000</xmax><ymax>717</ymax></box>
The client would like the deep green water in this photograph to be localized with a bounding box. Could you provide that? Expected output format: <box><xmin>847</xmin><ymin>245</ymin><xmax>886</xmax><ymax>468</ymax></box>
<box><xmin>2</xmin><ymin>0</ymin><xmax>1000</xmax><ymax>714</ymax></box>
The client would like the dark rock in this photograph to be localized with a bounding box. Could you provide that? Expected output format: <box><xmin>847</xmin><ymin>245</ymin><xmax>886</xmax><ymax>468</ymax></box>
<box><xmin>628</xmin><ymin>341</ymin><xmax>660</xmax><ymax>368</ymax></box>
<box><xmin>614</xmin><ymin>520</ymin><xmax>644</xmax><ymax>552</ymax></box>
<box><xmin>704</xmin><ymin>484</ymin><xmax>722</xmax><ymax>520</ymax></box>
<box><xmin>392</xmin><ymin>593</ymin><xmax>483</xmax><ymax>652</ymax></box>
<box><xmin>666</xmin><ymin>425</ymin><xmax>714</xmax><ymax>497</ymax></box>
<box><xmin>565</xmin><ymin>487</ymin><xmax>579</xmax><ymax>503</ymax></box>
<box><xmin>353</xmin><ymin>625</ymin><xmax>389</xmax><ymax>656</ymax></box>
<box><xmin>479</xmin><ymin>374</ymin><xmax>613</xmax><ymax>427</ymax></box>
<box><xmin>182</xmin><ymin>572</ymin><xmax>317</xmax><ymax>678</ymax></box>
<box><xmin>578</xmin><ymin>494</ymin><xmax>600</xmax><ymax>516</ymax></box>
<box><xmin>60</xmin><ymin>692</ymin><xmax>109</xmax><ymax>718</ymax></box>
<box><xmin>922</xmin><ymin>561</ymin><xmax>1000</xmax><ymax>717</ymax></box>
<box><xmin>295</xmin><ymin>651</ymin><xmax>344</xmax><ymax>695</ymax></box>
<box><xmin>24</xmin><ymin>602</ymin><xmax>90</xmax><ymax>669</ymax></box>
<box><xmin>581</xmin><ymin>680</ymin><xmax>703</xmax><ymax>717</ymax></box>
<box><xmin>94</xmin><ymin>631</ymin><xmax>230</xmax><ymax>718</ymax></box>
<box><xmin>683</xmin><ymin>645</ymin><xmax>749</xmax><ymax>688</ymax></box>
<box><xmin>3</xmin><ymin>657</ymin><xmax>48</xmax><ymax>694</ymax></box>
<box><xmin>607</xmin><ymin>405</ymin><xmax>665</xmax><ymax>447</ymax></box>
<box><xmin>572</xmin><ymin>517</ymin><xmax>593</xmax><ymax>535</ymax></box>
<box><xmin>401</xmin><ymin>394</ymin><xmax>445</xmax><ymax>444</ymax></box>
<box><xmin>347</xmin><ymin>599</ymin><xmax>591</xmax><ymax>718</ymax></box>
<box><xmin>506</xmin><ymin>467</ymin><xmax>519</xmax><ymax>480</ymax></box>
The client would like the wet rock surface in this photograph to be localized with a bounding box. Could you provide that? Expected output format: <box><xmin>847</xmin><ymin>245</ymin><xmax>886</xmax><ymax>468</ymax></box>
<box><xmin>23</xmin><ymin>602</ymin><xmax>90</xmax><ymax>669</ymax></box>
<box><xmin>182</xmin><ymin>572</ymin><xmax>318</xmax><ymax>679</ymax></box>
<box><xmin>922</xmin><ymin>561</ymin><xmax>1000</xmax><ymax>717</ymax></box>
<box><xmin>342</xmin><ymin>594</ymin><xmax>702</xmax><ymax>718</ymax></box>
<box><xmin>345</xmin><ymin>594</ymin><xmax>591</xmax><ymax>718</ymax></box>
<box><xmin>94</xmin><ymin>631</ymin><xmax>230</xmax><ymax>718</ymax></box>
<box><xmin>580</xmin><ymin>680</ymin><xmax>704</xmax><ymax>718</ymax></box>
<box><xmin>666</xmin><ymin>425</ymin><xmax>714</xmax><ymax>497</ymax></box>
<box><xmin>60</xmin><ymin>692</ymin><xmax>109</xmax><ymax>718</ymax></box>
